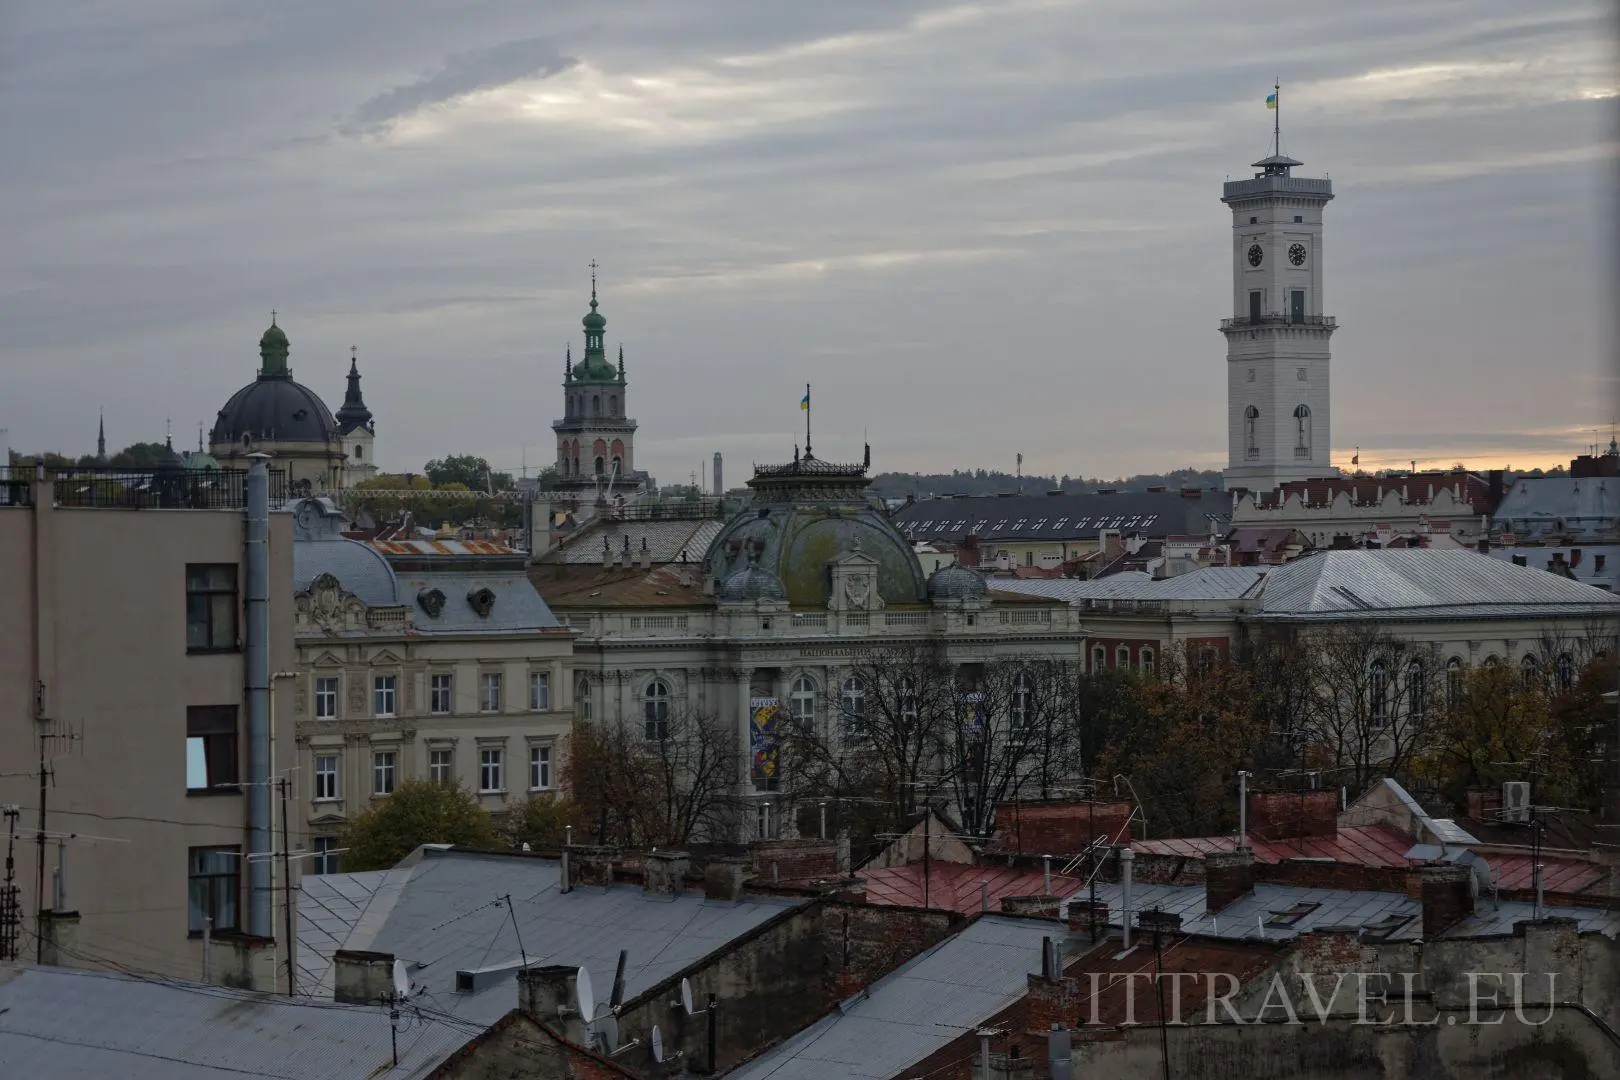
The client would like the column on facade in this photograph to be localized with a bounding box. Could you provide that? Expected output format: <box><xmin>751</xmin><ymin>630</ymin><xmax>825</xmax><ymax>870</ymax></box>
<box><xmin>736</xmin><ymin>668</ymin><xmax>754</xmax><ymax>791</ymax></box>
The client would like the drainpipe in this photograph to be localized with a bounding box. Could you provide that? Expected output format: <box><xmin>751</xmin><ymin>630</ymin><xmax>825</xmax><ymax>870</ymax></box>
<box><xmin>1119</xmin><ymin>847</ymin><xmax>1134</xmax><ymax>950</ymax></box>
<box><xmin>245</xmin><ymin>455</ymin><xmax>272</xmax><ymax>938</ymax></box>
<box><xmin>1237</xmin><ymin>770</ymin><xmax>1250</xmax><ymax>851</ymax></box>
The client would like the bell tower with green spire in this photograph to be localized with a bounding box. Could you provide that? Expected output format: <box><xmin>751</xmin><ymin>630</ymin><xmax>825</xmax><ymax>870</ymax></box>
<box><xmin>551</xmin><ymin>263</ymin><xmax>640</xmax><ymax>501</ymax></box>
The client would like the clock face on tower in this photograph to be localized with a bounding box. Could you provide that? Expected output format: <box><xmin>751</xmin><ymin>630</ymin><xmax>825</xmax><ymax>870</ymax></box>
<box><xmin>1247</xmin><ymin>244</ymin><xmax>1264</xmax><ymax>267</ymax></box>
<box><xmin>1289</xmin><ymin>243</ymin><xmax>1307</xmax><ymax>266</ymax></box>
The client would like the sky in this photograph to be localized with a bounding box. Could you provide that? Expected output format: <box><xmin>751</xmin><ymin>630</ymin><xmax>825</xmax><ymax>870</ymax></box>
<box><xmin>2</xmin><ymin>0</ymin><xmax>1617</xmax><ymax>484</ymax></box>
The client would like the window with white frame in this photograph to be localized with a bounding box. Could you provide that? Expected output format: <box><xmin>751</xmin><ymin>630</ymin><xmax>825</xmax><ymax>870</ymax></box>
<box><xmin>312</xmin><ymin>836</ymin><xmax>340</xmax><ymax>875</ymax></box>
<box><xmin>373</xmin><ymin>675</ymin><xmax>397</xmax><ymax>718</ymax></box>
<box><xmin>577</xmin><ymin>676</ymin><xmax>592</xmax><ymax>720</ymax></box>
<box><xmin>1368</xmin><ymin>660</ymin><xmax>1388</xmax><ymax>729</ymax></box>
<box><xmin>1010</xmin><ymin>673</ymin><xmax>1032</xmax><ymax>736</ymax></box>
<box><xmin>1140</xmin><ymin>647</ymin><xmax>1155</xmax><ymax>674</ymax></box>
<box><xmin>1407</xmin><ymin>659</ymin><xmax>1425</xmax><ymax>721</ymax></box>
<box><xmin>1115</xmin><ymin>645</ymin><xmax>1131</xmax><ymax>669</ymax></box>
<box><xmin>1091</xmin><ymin>645</ymin><xmax>1106</xmax><ymax>672</ymax></box>
<box><xmin>840</xmin><ymin>677</ymin><xmax>865</xmax><ymax>740</ymax></box>
<box><xmin>899</xmin><ymin>676</ymin><xmax>918</xmax><ymax>727</ymax></box>
<box><xmin>430</xmin><ymin>673</ymin><xmax>452</xmax><ymax>714</ymax></box>
<box><xmin>429</xmin><ymin>748</ymin><xmax>453</xmax><ymax>785</ymax></box>
<box><xmin>479</xmin><ymin>747</ymin><xmax>504</xmax><ymax>793</ymax></box>
<box><xmin>529</xmin><ymin>745</ymin><xmax>553</xmax><ymax>790</ymax></box>
<box><xmin>373</xmin><ymin>751</ymin><xmax>397</xmax><ymax>795</ymax></box>
<box><xmin>529</xmin><ymin>672</ymin><xmax>551</xmax><ymax>711</ymax></box>
<box><xmin>644</xmin><ymin>680</ymin><xmax>670</xmax><ymax>741</ymax></box>
<box><xmin>790</xmin><ymin>676</ymin><xmax>816</xmax><ymax>730</ymax></box>
<box><xmin>480</xmin><ymin>672</ymin><xmax>503</xmax><ymax>713</ymax></box>
<box><xmin>314</xmin><ymin>754</ymin><xmax>338</xmax><ymax>800</ymax></box>
<box><xmin>315</xmin><ymin>676</ymin><xmax>339</xmax><ymax>720</ymax></box>
<box><xmin>1445</xmin><ymin>657</ymin><xmax>1465</xmax><ymax>707</ymax></box>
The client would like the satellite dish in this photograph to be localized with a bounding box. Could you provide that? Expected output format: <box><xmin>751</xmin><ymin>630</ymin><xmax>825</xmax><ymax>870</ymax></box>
<box><xmin>391</xmin><ymin>960</ymin><xmax>410</xmax><ymax>999</ymax></box>
<box><xmin>680</xmin><ymin>977</ymin><xmax>694</xmax><ymax>1015</ymax></box>
<box><xmin>576</xmin><ymin>966</ymin><xmax>596</xmax><ymax>1022</ymax></box>
<box><xmin>651</xmin><ymin>1025</ymin><xmax>664</xmax><ymax>1063</ymax></box>
<box><xmin>597</xmin><ymin>1013</ymin><xmax>620</xmax><ymax>1054</ymax></box>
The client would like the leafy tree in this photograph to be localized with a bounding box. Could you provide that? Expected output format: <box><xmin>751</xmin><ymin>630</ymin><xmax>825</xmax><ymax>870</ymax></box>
<box><xmin>501</xmin><ymin>792</ymin><xmax>588</xmax><ymax>850</ymax></box>
<box><xmin>338</xmin><ymin>779</ymin><xmax>499</xmax><ymax>870</ymax></box>
<box><xmin>108</xmin><ymin>441</ymin><xmax>181</xmax><ymax>468</ymax></box>
<box><xmin>8</xmin><ymin>450</ymin><xmax>78</xmax><ymax>469</ymax></box>
<box><xmin>424</xmin><ymin>454</ymin><xmax>514</xmax><ymax>492</ymax></box>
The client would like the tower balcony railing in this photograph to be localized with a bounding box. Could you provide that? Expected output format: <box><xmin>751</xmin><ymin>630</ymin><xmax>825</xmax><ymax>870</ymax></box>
<box><xmin>1221</xmin><ymin>314</ymin><xmax>1336</xmax><ymax>331</ymax></box>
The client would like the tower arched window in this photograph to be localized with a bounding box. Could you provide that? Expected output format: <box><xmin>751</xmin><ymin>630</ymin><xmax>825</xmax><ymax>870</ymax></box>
<box><xmin>592</xmin><ymin>395</ymin><xmax>601</xmax><ymax>416</ymax></box>
<box><xmin>644</xmin><ymin>679</ymin><xmax>670</xmax><ymax>741</ymax></box>
<box><xmin>609</xmin><ymin>394</ymin><xmax>618</xmax><ymax>415</ymax></box>
<box><xmin>353</xmin><ymin>444</ymin><xmax>363</xmax><ymax>460</ymax></box>
<box><xmin>1244</xmin><ymin>406</ymin><xmax>1259</xmax><ymax>458</ymax></box>
<box><xmin>576</xmin><ymin>676</ymin><xmax>592</xmax><ymax>720</ymax></box>
<box><xmin>1294</xmin><ymin>404</ymin><xmax>1312</xmax><ymax>457</ymax></box>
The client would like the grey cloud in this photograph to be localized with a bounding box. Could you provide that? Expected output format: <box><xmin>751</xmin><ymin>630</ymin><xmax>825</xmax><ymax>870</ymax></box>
<box><xmin>346</xmin><ymin>37</ymin><xmax>580</xmax><ymax>133</ymax></box>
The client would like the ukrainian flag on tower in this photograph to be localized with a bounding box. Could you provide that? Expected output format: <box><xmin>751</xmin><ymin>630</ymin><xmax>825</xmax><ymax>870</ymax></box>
<box><xmin>800</xmin><ymin>388</ymin><xmax>810</xmax><ymax>410</ymax></box>
<box><xmin>1266</xmin><ymin>90</ymin><xmax>1278</xmax><ymax>109</ymax></box>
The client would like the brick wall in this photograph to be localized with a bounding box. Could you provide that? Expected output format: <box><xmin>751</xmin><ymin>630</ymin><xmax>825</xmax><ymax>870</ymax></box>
<box><xmin>823</xmin><ymin>901</ymin><xmax>961</xmax><ymax>1002</ymax></box>
<box><xmin>751</xmin><ymin>839</ymin><xmax>839</xmax><ymax>884</ymax></box>
<box><xmin>1248</xmin><ymin>790</ymin><xmax>1338</xmax><ymax>840</ymax></box>
<box><xmin>993</xmin><ymin>800</ymin><xmax>1135</xmax><ymax>856</ymax></box>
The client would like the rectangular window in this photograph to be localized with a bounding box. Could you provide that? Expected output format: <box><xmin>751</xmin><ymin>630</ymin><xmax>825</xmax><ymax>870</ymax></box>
<box><xmin>1024</xmin><ymin>551</ymin><xmax>1033</xmax><ymax>566</ymax></box>
<box><xmin>185</xmin><ymin>706</ymin><xmax>238</xmax><ymax>793</ymax></box>
<box><xmin>429</xmin><ymin>748</ymin><xmax>453</xmax><ymax>785</ymax></box>
<box><xmin>314</xmin><ymin>754</ymin><xmax>338</xmax><ymax>800</ymax></box>
<box><xmin>311</xmin><ymin>836</ymin><xmax>340</xmax><ymax>876</ymax></box>
<box><xmin>185</xmin><ymin>564</ymin><xmax>237</xmax><ymax>652</ymax></box>
<box><xmin>430</xmin><ymin>673</ymin><xmax>452</xmax><ymax>715</ymax></box>
<box><xmin>529</xmin><ymin>745</ymin><xmax>552</xmax><ymax>790</ymax></box>
<box><xmin>373</xmin><ymin>675</ymin><xmax>397</xmax><ymax>718</ymax></box>
<box><xmin>188</xmin><ymin>846</ymin><xmax>239</xmax><ymax>933</ymax></box>
<box><xmin>479</xmin><ymin>747</ymin><xmax>504</xmax><ymax>793</ymax></box>
<box><xmin>480</xmin><ymin>673</ymin><xmax>502</xmax><ymax>713</ymax></box>
<box><xmin>1290</xmin><ymin>289</ymin><xmax>1305</xmax><ymax>325</ymax></box>
<box><xmin>373</xmin><ymin>751</ymin><xmax>396</xmax><ymax>795</ymax></box>
<box><xmin>1249</xmin><ymin>290</ymin><xmax>1262</xmax><ymax>323</ymax></box>
<box><xmin>314</xmin><ymin>676</ymin><xmax>339</xmax><ymax>720</ymax></box>
<box><xmin>529</xmin><ymin>672</ymin><xmax>551</xmax><ymax>712</ymax></box>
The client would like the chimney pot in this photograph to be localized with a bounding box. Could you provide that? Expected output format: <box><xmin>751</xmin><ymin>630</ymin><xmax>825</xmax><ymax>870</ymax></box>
<box><xmin>704</xmin><ymin>856</ymin><xmax>748</xmax><ymax>901</ymax></box>
<box><xmin>644</xmin><ymin>850</ymin><xmax>690</xmax><ymax>898</ymax></box>
<box><xmin>1419</xmin><ymin>865</ymin><xmax>1474</xmax><ymax>938</ymax></box>
<box><xmin>1204</xmin><ymin>850</ymin><xmax>1256</xmax><ymax>913</ymax></box>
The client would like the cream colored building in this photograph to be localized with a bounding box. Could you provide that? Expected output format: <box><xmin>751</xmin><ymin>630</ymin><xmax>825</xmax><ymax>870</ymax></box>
<box><xmin>288</xmin><ymin>498</ymin><xmax>573</xmax><ymax>867</ymax></box>
<box><xmin>0</xmin><ymin>461</ymin><xmax>296</xmax><ymax>989</ymax></box>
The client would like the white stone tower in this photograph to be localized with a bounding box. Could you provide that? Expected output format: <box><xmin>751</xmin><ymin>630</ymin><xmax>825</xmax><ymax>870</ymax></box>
<box><xmin>1220</xmin><ymin>102</ymin><xmax>1336</xmax><ymax>492</ymax></box>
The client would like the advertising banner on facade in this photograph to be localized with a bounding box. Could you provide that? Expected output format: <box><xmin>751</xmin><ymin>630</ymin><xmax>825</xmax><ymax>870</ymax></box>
<box><xmin>750</xmin><ymin>697</ymin><xmax>781</xmax><ymax>781</ymax></box>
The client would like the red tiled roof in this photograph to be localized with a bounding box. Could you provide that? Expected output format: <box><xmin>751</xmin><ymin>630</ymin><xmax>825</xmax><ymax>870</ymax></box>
<box><xmin>1131</xmin><ymin>824</ymin><xmax>1415</xmax><ymax>868</ymax></box>
<box><xmin>862</xmin><ymin>862</ymin><xmax>1088</xmax><ymax>913</ymax></box>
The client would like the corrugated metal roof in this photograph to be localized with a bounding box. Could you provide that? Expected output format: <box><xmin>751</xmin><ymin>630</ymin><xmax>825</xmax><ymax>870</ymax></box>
<box><xmin>1256</xmin><ymin>549</ymin><xmax>1620</xmax><ymax>617</ymax></box>
<box><xmin>553</xmin><ymin>519</ymin><xmax>724</xmax><ymax>564</ymax></box>
<box><xmin>297</xmin><ymin>869</ymin><xmax>397</xmax><ymax>996</ymax></box>
<box><xmin>892</xmin><ymin>491</ymin><xmax>1229</xmax><ymax>543</ymax></box>
<box><xmin>991</xmin><ymin>566</ymin><xmax>1268</xmax><ymax>603</ymax></box>
<box><xmin>312</xmin><ymin>850</ymin><xmax>806</xmax><ymax>1028</ymax></box>
<box><xmin>726</xmin><ymin>915</ymin><xmax>1058</xmax><ymax>1080</ymax></box>
<box><xmin>368</xmin><ymin>538</ymin><xmax>517</xmax><ymax>556</ymax></box>
<box><xmin>0</xmin><ymin>964</ymin><xmax>470</xmax><ymax>1080</ymax></box>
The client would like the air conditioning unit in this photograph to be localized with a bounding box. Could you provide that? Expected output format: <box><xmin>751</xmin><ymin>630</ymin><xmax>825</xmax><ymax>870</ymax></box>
<box><xmin>1501</xmin><ymin>781</ymin><xmax>1531</xmax><ymax>823</ymax></box>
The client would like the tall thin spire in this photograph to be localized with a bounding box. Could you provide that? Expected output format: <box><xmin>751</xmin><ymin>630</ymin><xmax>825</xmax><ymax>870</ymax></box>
<box><xmin>165</xmin><ymin>416</ymin><xmax>172</xmax><ymax>452</ymax></box>
<box><xmin>617</xmin><ymin>344</ymin><xmax>626</xmax><ymax>381</ymax></box>
<box><xmin>97</xmin><ymin>410</ymin><xmax>106</xmax><ymax>462</ymax></box>
<box><xmin>335</xmin><ymin>344</ymin><xmax>373</xmax><ymax>434</ymax></box>
<box><xmin>198</xmin><ymin>422</ymin><xmax>204</xmax><ymax>454</ymax></box>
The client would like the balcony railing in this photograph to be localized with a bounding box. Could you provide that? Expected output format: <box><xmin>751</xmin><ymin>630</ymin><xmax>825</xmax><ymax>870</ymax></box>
<box><xmin>0</xmin><ymin>479</ymin><xmax>30</xmax><ymax>507</ymax></box>
<box><xmin>48</xmin><ymin>467</ymin><xmax>288</xmax><ymax>510</ymax></box>
<box><xmin>1221</xmin><ymin>315</ymin><xmax>1336</xmax><ymax>331</ymax></box>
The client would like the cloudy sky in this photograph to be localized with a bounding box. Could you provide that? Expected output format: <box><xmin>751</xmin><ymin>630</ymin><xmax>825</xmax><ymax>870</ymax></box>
<box><xmin>3</xmin><ymin>0</ymin><xmax>1616</xmax><ymax>483</ymax></box>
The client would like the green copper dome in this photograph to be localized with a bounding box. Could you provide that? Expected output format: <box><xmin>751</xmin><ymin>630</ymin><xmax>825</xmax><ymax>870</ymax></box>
<box><xmin>582</xmin><ymin>296</ymin><xmax>606</xmax><ymax>332</ymax></box>
<box><xmin>259</xmin><ymin>319</ymin><xmax>291</xmax><ymax>377</ymax></box>
<box><xmin>570</xmin><ymin>279</ymin><xmax>621</xmax><ymax>383</ymax></box>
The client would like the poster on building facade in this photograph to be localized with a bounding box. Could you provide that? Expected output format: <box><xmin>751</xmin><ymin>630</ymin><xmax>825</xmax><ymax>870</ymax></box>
<box><xmin>750</xmin><ymin>697</ymin><xmax>780</xmax><ymax>781</ymax></box>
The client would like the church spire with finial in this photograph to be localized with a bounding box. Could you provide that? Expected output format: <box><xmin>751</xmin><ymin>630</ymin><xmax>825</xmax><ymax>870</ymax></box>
<box><xmin>97</xmin><ymin>410</ymin><xmax>107</xmax><ymax>463</ymax></box>
<box><xmin>617</xmin><ymin>344</ymin><xmax>626</xmax><ymax>382</ymax></box>
<box><xmin>336</xmin><ymin>344</ymin><xmax>374</xmax><ymax>434</ymax></box>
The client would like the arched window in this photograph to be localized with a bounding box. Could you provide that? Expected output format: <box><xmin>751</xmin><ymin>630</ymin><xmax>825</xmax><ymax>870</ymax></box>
<box><xmin>1115</xmin><ymin>645</ymin><xmax>1131</xmax><ymax>669</ymax></box>
<box><xmin>609</xmin><ymin>395</ymin><xmax>618</xmax><ymax>415</ymax></box>
<box><xmin>594</xmin><ymin>456</ymin><xmax>605</xmax><ymax>476</ymax></box>
<box><xmin>1140</xmin><ymin>647</ymin><xmax>1155</xmax><ymax>675</ymax></box>
<box><xmin>1368</xmin><ymin>659</ymin><xmax>1388</xmax><ymax>729</ymax></box>
<box><xmin>354</xmin><ymin>444</ymin><xmax>363</xmax><ymax>460</ymax></box>
<box><xmin>644</xmin><ymin>679</ymin><xmax>670</xmax><ymax>741</ymax></box>
<box><xmin>592</xmin><ymin>395</ymin><xmax>601</xmax><ymax>416</ymax></box>
<box><xmin>576</xmin><ymin>676</ymin><xmax>592</xmax><ymax>721</ymax></box>
<box><xmin>1482</xmin><ymin>655</ymin><xmax>1501</xmax><ymax>668</ymax></box>
<box><xmin>1520</xmin><ymin>655</ymin><xmax>1542</xmax><ymax>691</ymax></box>
<box><xmin>611</xmin><ymin>456</ymin><xmax>622</xmax><ymax>476</ymax></box>
<box><xmin>1091</xmin><ymin>645</ymin><xmax>1106</xmax><ymax>672</ymax></box>
<box><xmin>1554</xmin><ymin>654</ymin><xmax>1575</xmax><ymax>692</ymax></box>
<box><xmin>1010</xmin><ymin>673</ymin><xmax>1032</xmax><ymax>736</ymax></box>
<box><xmin>1406</xmin><ymin>659</ymin><xmax>1425</xmax><ymax>720</ymax></box>
<box><xmin>840</xmin><ymin>677</ymin><xmax>865</xmax><ymax>740</ymax></box>
<box><xmin>1294</xmin><ymin>404</ymin><xmax>1312</xmax><ymax>456</ymax></box>
<box><xmin>1244</xmin><ymin>406</ymin><xmax>1259</xmax><ymax>457</ymax></box>
<box><xmin>1445</xmin><ymin>657</ymin><xmax>1464</xmax><ymax>707</ymax></box>
<box><xmin>789</xmin><ymin>676</ymin><xmax>816</xmax><ymax>730</ymax></box>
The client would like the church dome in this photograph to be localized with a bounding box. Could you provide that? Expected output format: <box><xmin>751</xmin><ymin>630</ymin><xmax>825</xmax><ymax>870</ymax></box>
<box><xmin>210</xmin><ymin>320</ymin><xmax>339</xmax><ymax>447</ymax></box>
<box><xmin>702</xmin><ymin>448</ymin><xmax>927</xmax><ymax>608</ymax></box>
<box><xmin>718</xmin><ymin>562</ymin><xmax>788</xmax><ymax>602</ymax></box>
<box><xmin>926</xmin><ymin>563</ymin><xmax>988</xmax><ymax>602</ymax></box>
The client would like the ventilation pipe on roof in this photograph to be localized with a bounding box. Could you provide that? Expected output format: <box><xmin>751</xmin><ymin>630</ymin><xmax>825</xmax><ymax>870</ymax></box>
<box><xmin>1238</xmin><ymin>770</ymin><xmax>1250</xmax><ymax>852</ymax></box>
<box><xmin>245</xmin><ymin>454</ymin><xmax>272</xmax><ymax>938</ymax></box>
<box><xmin>1119</xmin><ymin>848</ymin><xmax>1134</xmax><ymax>951</ymax></box>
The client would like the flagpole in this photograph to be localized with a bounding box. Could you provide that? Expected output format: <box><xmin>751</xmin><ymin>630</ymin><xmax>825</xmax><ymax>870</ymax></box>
<box><xmin>1273</xmin><ymin>78</ymin><xmax>1280</xmax><ymax>158</ymax></box>
<box><xmin>805</xmin><ymin>383</ymin><xmax>812</xmax><ymax>458</ymax></box>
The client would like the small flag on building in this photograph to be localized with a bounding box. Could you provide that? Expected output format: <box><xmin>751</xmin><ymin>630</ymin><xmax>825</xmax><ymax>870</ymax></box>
<box><xmin>800</xmin><ymin>388</ymin><xmax>810</xmax><ymax>411</ymax></box>
<box><xmin>1266</xmin><ymin>91</ymin><xmax>1277</xmax><ymax>110</ymax></box>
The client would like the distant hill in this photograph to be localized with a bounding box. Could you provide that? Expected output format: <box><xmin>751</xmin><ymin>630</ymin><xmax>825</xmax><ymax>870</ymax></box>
<box><xmin>868</xmin><ymin>467</ymin><xmax>1224</xmax><ymax>500</ymax></box>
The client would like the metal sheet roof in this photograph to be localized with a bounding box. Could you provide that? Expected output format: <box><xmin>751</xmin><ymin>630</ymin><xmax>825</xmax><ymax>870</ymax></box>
<box><xmin>297</xmin><ymin>869</ymin><xmax>397</xmax><ymax>996</ymax></box>
<box><xmin>726</xmin><ymin>915</ymin><xmax>1059</xmax><ymax>1080</ymax></box>
<box><xmin>368</xmin><ymin>538</ymin><xmax>518</xmax><ymax>556</ymax></box>
<box><xmin>391</xmin><ymin>569</ymin><xmax>561</xmax><ymax>631</ymax></box>
<box><xmin>553</xmin><ymin>519</ymin><xmax>724</xmax><ymax>564</ymax></box>
<box><xmin>892</xmin><ymin>491</ymin><xmax>1228</xmax><ymax>544</ymax></box>
<box><xmin>310</xmin><ymin>850</ymin><xmax>806</xmax><ymax>1028</ymax></box>
<box><xmin>991</xmin><ymin>566</ymin><xmax>1268</xmax><ymax>603</ymax></box>
<box><xmin>1132</xmin><ymin>825</ymin><xmax>1417</xmax><ymax>869</ymax></box>
<box><xmin>0</xmin><ymin>965</ymin><xmax>471</xmax><ymax>1080</ymax></box>
<box><xmin>293</xmin><ymin>536</ymin><xmax>399</xmax><ymax>605</ymax></box>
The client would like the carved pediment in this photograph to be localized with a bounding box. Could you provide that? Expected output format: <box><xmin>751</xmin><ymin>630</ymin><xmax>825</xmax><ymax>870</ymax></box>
<box><xmin>295</xmin><ymin>574</ymin><xmax>371</xmax><ymax>634</ymax></box>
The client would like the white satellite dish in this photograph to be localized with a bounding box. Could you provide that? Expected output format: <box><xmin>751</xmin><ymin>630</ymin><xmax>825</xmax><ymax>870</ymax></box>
<box><xmin>679</xmin><ymin>976</ymin><xmax>694</xmax><ymax>1015</ymax></box>
<box><xmin>597</xmin><ymin>1013</ymin><xmax>620</xmax><ymax>1054</ymax></box>
<box><xmin>576</xmin><ymin>966</ymin><xmax>596</xmax><ymax>1022</ymax></box>
<box><xmin>391</xmin><ymin>960</ymin><xmax>410</xmax><ymax>999</ymax></box>
<box><xmin>651</xmin><ymin>1025</ymin><xmax>664</xmax><ymax>1063</ymax></box>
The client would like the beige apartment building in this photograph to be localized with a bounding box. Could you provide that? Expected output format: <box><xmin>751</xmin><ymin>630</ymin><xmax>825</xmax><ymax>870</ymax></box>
<box><xmin>0</xmin><ymin>460</ymin><xmax>296</xmax><ymax>989</ymax></box>
<box><xmin>289</xmin><ymin>498</ymin><xmax>574</xmax><ymax>864</ymax></box>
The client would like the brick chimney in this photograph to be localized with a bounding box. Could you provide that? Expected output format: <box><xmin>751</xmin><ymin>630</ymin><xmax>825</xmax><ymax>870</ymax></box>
<box><xmin>519</xmin><ymin>965</ymin><xmax>592</xmax><ymax>1046</ymax></box>
<box><xmin>334</xmin><ymin>949</ymin><xmax>396</xmax><ymax>1005</ymax></box>
<box><xmin>1000</xmin><ymin>894</ymin><xmax>1061</xmax><ymax>917</ymax></box>
<box><xmin>1065</xmin><ymin>898</ymin><xmax>1110</xmax><ymax>941</ymax></box>
<box><xmin>1419</xmin><ymin>865</ymin><xmax>1474</xmax><ymax>938</ymax></box>
<box><xmin>1136</xmin><ymin>908</ymin><xmax>1183</xmax><ymax>936</ymax></box>
<box><xmin>704</xmin><ymin>856</ymin><xmax>748</xmax><ymax>901</ymax></box>
<box><xmin>644</xmin><ymin>850</ymin><xmax>690</xmax><ymax>898</ymax></box>
<box><xmin>1204</xmin><ymin>851</ymin><xmax>1256</xmax><ymax>913</ymax></box>
<box><xmin>1465</xmin><ymin>788</ymin><xmax>1502</xmax><ymax>821</ymax></box>
<box><xmin>1247</xmin><ymin>790</ymin><xmax>1338</xmax><ymax>841</ymax></box>
<box><xmin>568</xmin><ymin>845</ymin><xmax>619</xmax><ymax>888</ymax></box>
